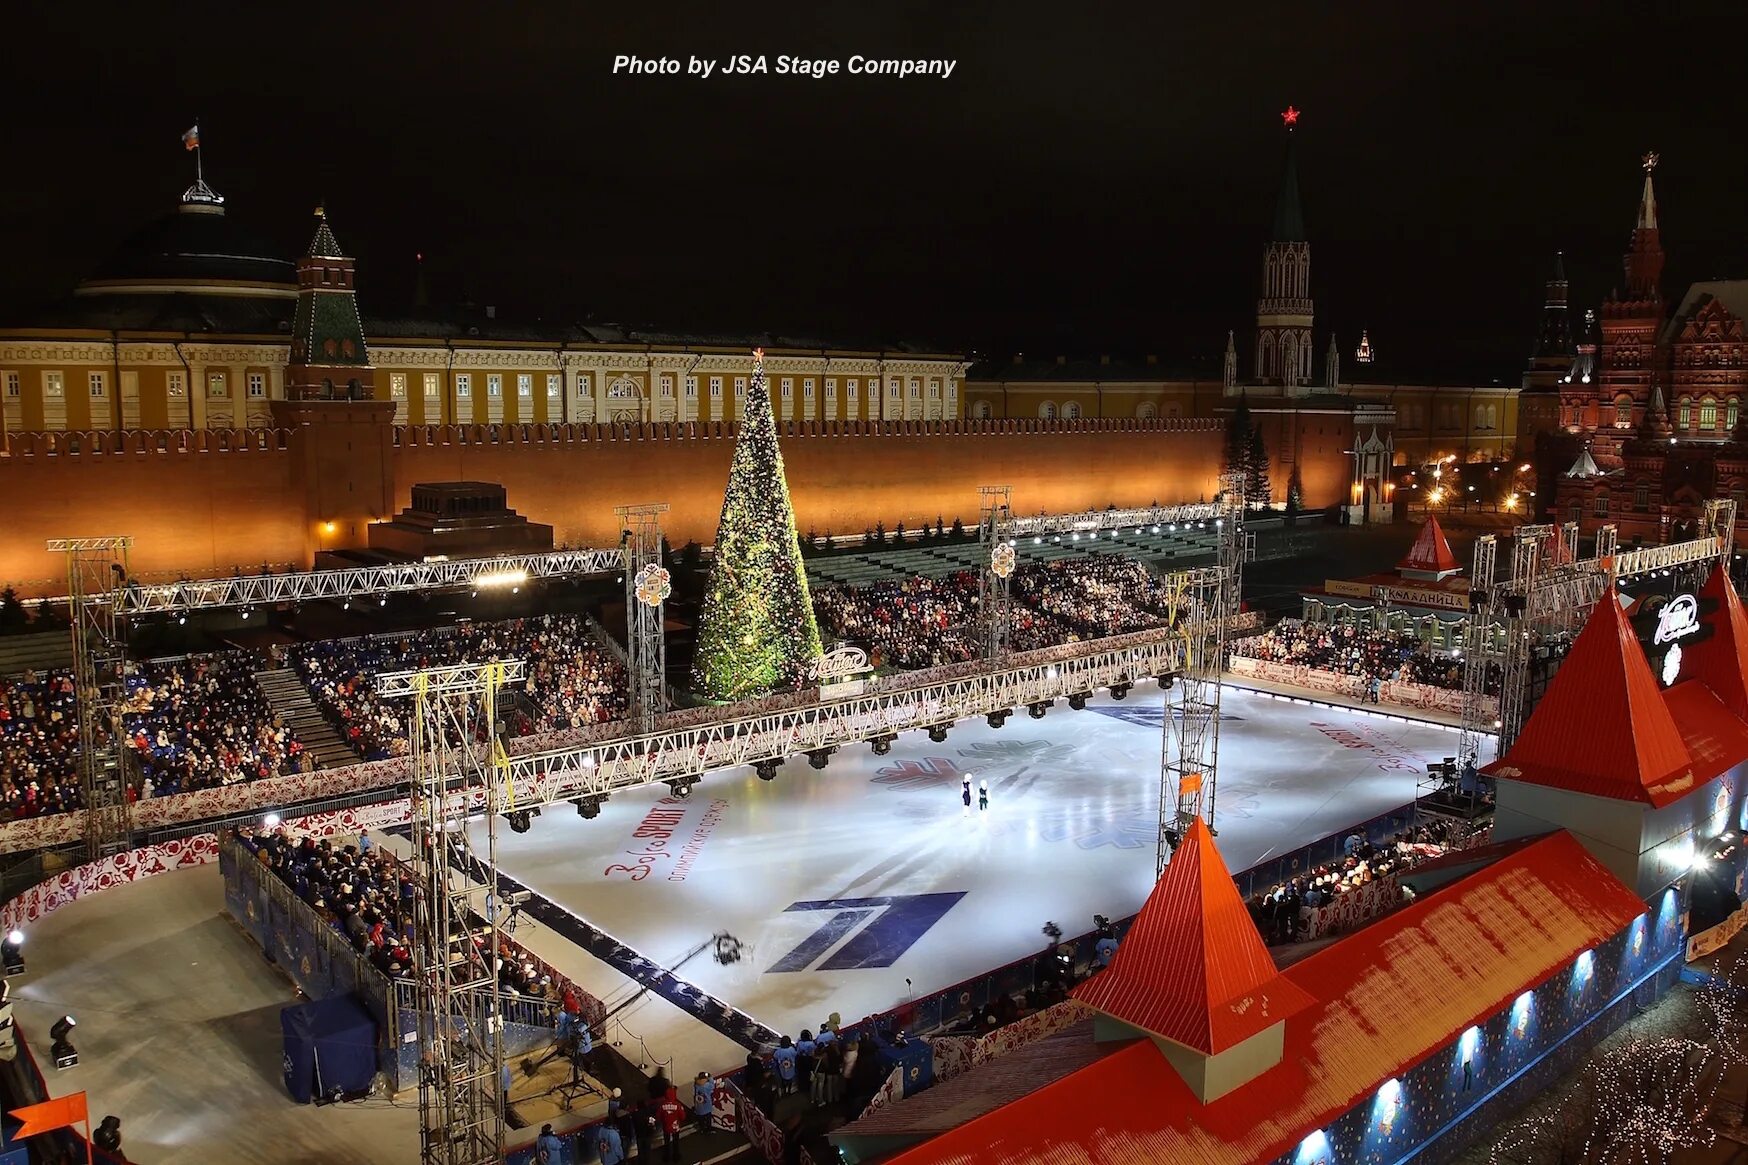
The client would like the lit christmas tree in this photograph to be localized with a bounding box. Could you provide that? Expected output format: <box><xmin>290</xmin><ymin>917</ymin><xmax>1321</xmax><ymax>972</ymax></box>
<box><xmin>691</xmin><ymin>349</ymin><xmax>822</xmax><ymax>700</ymax></box>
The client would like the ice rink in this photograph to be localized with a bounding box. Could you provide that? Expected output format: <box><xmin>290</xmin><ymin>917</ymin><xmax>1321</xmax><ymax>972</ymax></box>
<box><xmin>479</xmin><ymin>685</ymin><xmax>1457</xmax><ymax>1045</ymax></box>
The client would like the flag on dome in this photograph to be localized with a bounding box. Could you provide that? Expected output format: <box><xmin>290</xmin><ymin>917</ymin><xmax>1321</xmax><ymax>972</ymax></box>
<box><xmin>181</xmin><ymin>124</ymin><xmax>200</xmax><ymax>151</ymax></box>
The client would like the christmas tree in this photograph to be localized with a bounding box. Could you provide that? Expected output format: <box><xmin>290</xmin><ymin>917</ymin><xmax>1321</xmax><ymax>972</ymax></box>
<box><xmin>1246</xmin><ymin>425</ymin><xmax>1272</xmax><ymax>508</ymax></box>
<box><xmin>692</xmin><ymin>349</ymin><xmax>823</xmax><ymax>700</ymax></box>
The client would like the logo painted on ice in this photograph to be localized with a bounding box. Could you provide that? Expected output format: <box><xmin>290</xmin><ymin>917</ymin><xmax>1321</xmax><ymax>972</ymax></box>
<box><xmin>871</xmin><ymin>757</ymin><xmax>963</xmax><ymax>792</ymax></box>
<box><xmin>1087</xmin><ymin>705</ymin><xmax>1246</xmax><ymax>730</ymax></box>
<box><xmin>768</xmin><ymin>893</ymin><xmax>967</xmax><ymax>973</ymax></box>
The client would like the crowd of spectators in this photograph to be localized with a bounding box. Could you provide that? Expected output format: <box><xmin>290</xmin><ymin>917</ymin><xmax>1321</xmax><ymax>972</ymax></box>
<box><xmin>1230</xmin><ymin>619</ymin><xmax>1501</xmax><ymax>694</ymax></box>
<box><xmin>1248</xmin><ymin>817</ymin><xmax>1486</xmax><ymax>943</ymax></box>
<box><xmin>294</xmin><ymin>614</ymin><xmax>628</xmax><ymax>761</ymax></box>
<box><xmin>122</xmin><ymin>653</ymin><xmax>308</xmax><ymax>797</ymax></box>
<box><xmin>0</xmin><ymin>670</ymin><xmax>81</xmax><ymax>819</ymax></box>
<box><xmin>239</xmin><ymin>827</ymin><xmax>417</xmax><ymax>978</ymax></box>
<box><xmin>812</xmin><ymin>557</ymin><xmax>1182</xmax><ymax>671</ymax></box>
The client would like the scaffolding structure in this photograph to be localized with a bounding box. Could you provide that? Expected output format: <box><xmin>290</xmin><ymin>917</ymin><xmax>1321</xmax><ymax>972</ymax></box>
<box><xmin>978</xmin><ymin>485</ymin><xmax>1014</xmax><ymax>660</ymax></box>
<box><xmin>1158</xmin><ymin>473</ymin><xmax>1247</xmax><ymax>875</ymax></box>
<box><xmin>378</xmin><ymin>660</ymin><xmax>526</xmax><ymax>1165</ymax></box>
<box><xmin>46</xmin><ymin>537</ymin><xmax>135</xmax><ymax>859</ymax></box>
<box><xmin>1453</xmin><ymin>504</ymin><xmax>1739</xmax><ymax>781</ymax></box>
<box><xmin>616</xmin><ymin>504</ymin><xmax>670</xmax><ymax>731</ymax></box>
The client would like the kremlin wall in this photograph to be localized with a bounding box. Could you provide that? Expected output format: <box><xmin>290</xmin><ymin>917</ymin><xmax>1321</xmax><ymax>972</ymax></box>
<box><xmin>0</xmin><ymin>412</ymin><xmax>1224</xmax><ymax>592</ymax></box>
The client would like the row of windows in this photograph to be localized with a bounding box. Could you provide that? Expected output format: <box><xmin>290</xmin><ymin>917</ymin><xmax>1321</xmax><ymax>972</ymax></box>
<box><xmin>0</xmin><ymin>370</ymin><xmax>266</xmax><ymax>403</ymax></box>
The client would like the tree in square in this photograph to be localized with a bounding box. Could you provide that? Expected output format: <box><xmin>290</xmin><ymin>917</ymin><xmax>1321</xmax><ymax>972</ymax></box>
<box><xmin>691</xmin><ymin>349</ymin><xmax>823</xmax><ymax>700</ymax></box>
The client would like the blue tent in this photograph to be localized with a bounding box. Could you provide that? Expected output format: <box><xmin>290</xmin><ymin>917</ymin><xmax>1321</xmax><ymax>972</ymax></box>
<box><xmin>281</xmin><ymin>994</ymin><xmax>378</xmax><ymax>1104</ymax></box>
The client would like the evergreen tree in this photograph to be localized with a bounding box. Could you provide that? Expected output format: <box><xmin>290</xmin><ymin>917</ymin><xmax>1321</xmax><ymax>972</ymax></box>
<box><xmin>691</xmin><ymin>351</ymin><xmax>823</xmax><ymax>700</ymax></box>
<box><xmin>1224</xmin><ymin>396</ymin><xmax>1253</xmax><ymax>486</ymax></box>
<box><xmin>893</xmin><ymin>521</ymin><xmax>908</xmax><ymax>547</ymax></box>
<box><xmin>1285</xmin><ymin>470</ymin><xmax>1304</xmax><ymax>525</ymax></box>
<box><xmin>1246</xmin><ymin>425</ymin><xmax>1271</xmax><ymax>508</ymax></box>
<box><xmin>0</xmin><ymin>587</ymin><xmax>26</xmax><ymax>636</ymax></box>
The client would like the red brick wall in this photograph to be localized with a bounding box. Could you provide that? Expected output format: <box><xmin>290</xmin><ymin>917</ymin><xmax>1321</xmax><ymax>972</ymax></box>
<box><xmin>0</xmin><ymin>418</ymin><xmax>1290</xmax><ymax>595</ymax></box>
<box><xmin>391</xmin><ymin>420</ymin><xmax>1230</xmax><ymax>547</ymax></box>
<box><xmin>0</xmin><ymin>434</ymin><xmax>305</xmax><ymax>594</ymax></box>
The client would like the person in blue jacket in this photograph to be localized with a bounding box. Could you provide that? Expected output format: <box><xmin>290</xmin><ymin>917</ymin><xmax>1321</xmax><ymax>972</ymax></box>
<box><xmin>595</xmin><ymin>1120</ymin><xmax>625</xmax><ymax>1165</ymax></box>
<box><xmin>772</xmin><ymin>1035</ymin><xmax>799</xmax><ymax>1094</ymax></box>
<box><xmin>692</xmin><ymin>1071</ymin><xmax>716</xmax><ymax>1135</ymax></box>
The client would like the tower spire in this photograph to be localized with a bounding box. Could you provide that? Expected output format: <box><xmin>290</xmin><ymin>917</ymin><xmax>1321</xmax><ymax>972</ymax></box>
<box><xmin>1637</xmin><ymin>152</ymin><xmax>1659</xmax><ymax>229</ymax></box>
<box><xmin>1254</xmin><ymin>107</ymin><xmax>1313</xmax><ymax>389</ymax></box>
<box><xmin>1533</xmin><ymin>251</ymin><xmax>1574</xmax><ymax>361</ymax></box>
<box><xmin>1622</xmin><ymin>151</ymin><xmax>1664</xmax><ymax>301</ymax></box>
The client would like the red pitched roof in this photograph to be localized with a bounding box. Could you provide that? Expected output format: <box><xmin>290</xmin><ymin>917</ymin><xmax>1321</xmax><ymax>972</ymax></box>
<box><xmin>1682</xmin><ymin>565</ymin><xmax>1748</xmax><ymax>720</ymax></box>
<box><xmin>1484</xmin><ymin>592</ymin><xmax>1695</xmax><ymax>808</ymax></box>
<box><xmin>877</xmin><ymin>833</ymin><xmax>1646</xmax><ymax>1165</ymax></box>
<box><xmin>1071</xmin><ymin>818</ymin><xmax>1314</xmax><ymax>1055</ymax></box>
<box><xmin>1397</xmin><ymin>516</ymin><xmax>1460</xmax><ymax>575</ymax></box>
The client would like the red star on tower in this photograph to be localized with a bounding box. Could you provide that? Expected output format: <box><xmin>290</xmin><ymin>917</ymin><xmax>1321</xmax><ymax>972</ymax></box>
<box><xmin>1281</xmin><ymin>105</ymin><xmax>1301</xmax><ymax>128</ymax></box>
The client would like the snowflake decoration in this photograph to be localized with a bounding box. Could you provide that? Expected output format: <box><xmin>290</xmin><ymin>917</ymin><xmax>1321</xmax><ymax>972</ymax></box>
<box><xmin>990</xmin><ymin>542</ymin><xmax>1016</xmax><ymax>579</ymax></box>
<box><xmin>634</xmin><ymin>563</ymin><xmax>672</xmax><ymax>606</ymax></box>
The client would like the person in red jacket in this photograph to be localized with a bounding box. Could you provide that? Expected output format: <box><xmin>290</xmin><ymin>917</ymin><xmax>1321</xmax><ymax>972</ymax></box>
<box><xmin>656</xmin><ymin>1085</ymin><xmax>687</xmax><ymax>1163</ymax></box>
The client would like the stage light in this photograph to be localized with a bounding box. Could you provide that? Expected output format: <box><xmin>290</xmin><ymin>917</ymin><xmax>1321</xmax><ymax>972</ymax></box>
<box><xmin>1109</xmin><ymin>682</ymin><xmax>1131</xmax><ymax>701</ymax></box>
<box><xmin>474</xmin><ymin>569</ymin><xmax>529</xmax><ymax>590</ymax></box>
<box><xmin>379</xmin><ymin>595</ymin><xmax>388</xmax><ymax>606</ymax></box>
<box><xmin>927</xmin><ymin>724</ymin><xmax>950</xmax><ymax>743</ymax></box>
<box><xmin>572</xmin><ymin>796</ymin><xmax>604</xmax><ymax>819</ymax></box>
<box><xmin>342</xmin><ymin>599</ymin><xmax>350</xmax><ymax>610</ymax></box>
<box><xmin>49</xmin><ymin>1015</ymin><xmax>77</xmax><ymax>1068</ymax></box>
<box><xmin>177</xmin><ymin>614</ymin><xmax>186</xmax><ymax>625</ymax></box>
<box><xmin>264</xmin><ymin>813</ymin><xmax>281</xmax><ymax>829</ymax></box>
<box><xmin>507</xmin><ymin>810</ymin><xmax>533</xmax><ymax>833</ymax></box>
<box><xmin>1151</xmin><ymin>525</ymin><xmax>1160</xmax><ymax>534</ymax></box>
<box><xmin>240</xmin><ymin>608</ymin><xmax>251</xmax><ymax>620</ymax></box>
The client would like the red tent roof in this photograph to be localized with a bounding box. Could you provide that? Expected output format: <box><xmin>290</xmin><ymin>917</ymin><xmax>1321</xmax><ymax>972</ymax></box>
<box><xmin>1397</xmin><ymin>515</ymin><xmax>1460</xmax><ymax>575</ymax></box>
<box><xmin>1071</xmin><ymin>818</ymin><xmax>1314</xmax><ymax>1055</ymax></box>
<box><xmin>876</xmin><ymin>832</ymin><xmax>1646</xmax><ymax>1165</ymax></box>
<box><xmin>1484</xmin><ymin>592</ymin><xmax>1696</xmax><ymax>807</ymax></box>
<box><xmin>1682</xmin><ymin>565</ymin><xmax>1748</xmax><ymax>720</ymax></box>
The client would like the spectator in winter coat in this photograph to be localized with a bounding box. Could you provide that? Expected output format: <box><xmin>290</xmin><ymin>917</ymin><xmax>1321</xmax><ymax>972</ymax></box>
<box><xmin>535</xmin><ymin>1124</ymin><xmax>564</xmax><ymax>1165</ymax></box>
<box><xmin>595</xmin><ymin>1121</ymin><xmax>625</xmax><ymax>1165</ymax></box>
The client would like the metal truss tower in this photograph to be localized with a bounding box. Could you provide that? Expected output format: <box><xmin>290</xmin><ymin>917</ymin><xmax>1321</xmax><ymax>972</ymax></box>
<box><xmin>1496</xmin><ymin>523</ymin><xmax>1552</xmax><ymax>758</ymax></box>
<box><xmin>1158</xmin><ymin>474</ymin><xmax>1247</xmax><ymax>875</ymax></box>
<box><xmin>1454</xmin><ymin>534</ymin><xmax>1498</xmax><ymax>776</ymax></box>
<box><xmin>616</xmin><ymin>504</ymin><xmax>670</xmax><ymax>731</ymax></box>
<box><xmin>978</xmin><ymin>485</ymin><xmax>1014</xmax><ymax>661</ymax></box>
<box><xmin>379</xmin><ymin>660</ymin><xmax>526</xmax><ymax>1165</ymax></box>
<box><xmin>47</xmin><ymin>537</ymin><xmax>135</xmax><ymax>860</ymax></box>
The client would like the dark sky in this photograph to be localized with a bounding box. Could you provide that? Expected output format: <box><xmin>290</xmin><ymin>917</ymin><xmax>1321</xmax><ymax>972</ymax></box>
<box><xmin>5</xmin><ymin>1</ymin><xmax>1747</xmax><ymax>380</ymax></box>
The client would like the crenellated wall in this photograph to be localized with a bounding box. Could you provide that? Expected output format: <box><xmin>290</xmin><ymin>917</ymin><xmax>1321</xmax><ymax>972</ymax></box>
<box><xmin>0</xmin><ymin>416</ymin><xmax>1242</xmax><ymax>594</ymax></box>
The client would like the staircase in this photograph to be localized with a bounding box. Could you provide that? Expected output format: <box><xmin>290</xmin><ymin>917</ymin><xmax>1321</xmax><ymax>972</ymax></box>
<box><xmin>254</xmin><ymin>668</ymin><xmax>358</xmax><ymax>770</ymax></box>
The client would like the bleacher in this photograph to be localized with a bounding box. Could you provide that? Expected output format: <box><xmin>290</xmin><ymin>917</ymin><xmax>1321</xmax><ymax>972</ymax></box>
<box><xmin>806</xmin><ymin>523</ymin><xmax>1227</xmax><ymax>588</ymax></box>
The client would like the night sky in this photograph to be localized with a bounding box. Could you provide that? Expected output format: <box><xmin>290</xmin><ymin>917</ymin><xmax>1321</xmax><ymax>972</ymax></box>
<box><xmin>6</xmin><ymin>1</ymin><xmax>1747</xmax><ymax>380</ymax></box>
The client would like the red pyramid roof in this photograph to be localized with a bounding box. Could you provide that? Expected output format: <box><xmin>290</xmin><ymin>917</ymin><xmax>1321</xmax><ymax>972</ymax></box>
<box><xmin>1072</xmin><ymin>819</ymin><xmax>1314</xmax><ymax>1055</ymax></box>
<box><xmin>1397</xmin><ymin>516</ymin><xmax>1460</xmax><ymax>574</ymax></box>
<box><xmin>1681</xmin><ymin>565</ymin><xmax>1748</xmax><ymax>720</ymax></box>
<box><xmin>1486</xmin><ymin>592</ymin><xmax>1695</xmax><ymax>807</ymax></box>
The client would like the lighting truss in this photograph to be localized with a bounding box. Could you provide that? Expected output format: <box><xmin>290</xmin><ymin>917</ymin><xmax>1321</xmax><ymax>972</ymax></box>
<box><xmin>47</xmin><ymin>536</ymin><xmax>135</xmax><ymax>859</ymax></box>
<box><xmin>978</xmin><ymin>485</ymin><xmax>1014</xmax><ymax>661</ymax></box>
<box><xmin>388</xmin><ymin>659</ymin><xmax>525</xmax><ymax>1165</ymax></box>
<box><xmin>1001</xmin><ymin>500</ymin><xmax>1223</xmax><ymax>538</ymax></box>
<box><xmin>116</xmin><ymin>548</ymin><xmax>625</xmax><ymax>615</ymax></box>
<box><xmin>616</xmin><ymin>504</ymin><xmax>670</xmax><ymax>731</ymax></box>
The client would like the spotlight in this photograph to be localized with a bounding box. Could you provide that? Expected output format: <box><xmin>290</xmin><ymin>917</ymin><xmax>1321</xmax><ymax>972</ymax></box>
<box><xmin>754</xmin><ymin>758</ymin><xmax>781</xmax><ymax>782</ymax></box>
<box><xmin>1109</xmin><ymin>682</ymin><xmax>1131</xmax><ymax>701</ymax></box>
<box><xmin>240</xmin><ymin>608</ymin><xmax>251</xmax><ymax>620</ymax></box>
<box><xmin>379</xmin><ymin>595</ymin><xmax>388</xmax><ymax>607</ymax></box>
<box><xmin>665</xmin><ymin>777</ymin><xmax>697</xmax><ymax>799</ymax></box>
<box><xmin>571</xmin><ymin>796</ymin><xmax>606</xmax><ymax>820</ymax></box>
<box><xmin>986</xmin><ymin>709</ymin><xmax>1011</xmax><ymax>729</ymax></box>
<box><xmin>806</xmin><ymin>748</ymin><xmax>834</xmax><ymax>770</ymax></box>
<box><xmin>927</xmin><ymin>724</ymin><xmax>950</xmax><ymax>743</ymax></box>
<box><xmin>49</xmin><ymin>1015</ymin><xmax>77</xmax><ymax>1069</ymax></box>
<box><xmin>1068</xmin><ymin>692</ymin><xmax>1088</xmax><ymax>711</ymax></box>
<box><xmin>869</xmin><ymin>735</ymin><xmax>894</xmax><ymax>756</ymax></box>
<box><xmin>2</xmin><ymin>930</ymin><xmax>22</xmax><ymax>976</ymax></box>
<box><xmin>342</xmin><ymin>599</ymin><xmax>351</xmax><ymax>610</ymax></box>
<box><xmin>263</xmin><ymin>812</ymin><xmax>282</xmax><ymax>829</ymax></box>
<box><xmin>1027</xmin><ymin>701</ymin><xmax>1050</xmax><ymax>719</ymax></box>
<box><xmin>507</xmin><ymin>810</ymin><xmax>533</xmax><ymax>833</ymax></box>
<box><xmin>177</xmin><ymin>613</ymin><xmax>187</xmax><ymax>625</ymax></box>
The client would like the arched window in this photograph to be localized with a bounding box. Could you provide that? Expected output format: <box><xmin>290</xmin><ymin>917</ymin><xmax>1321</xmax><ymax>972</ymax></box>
<box><xmin>1615</xmin><ymin>397</ymin><xmax>1633</xmax><ymax>428</ymax></box>
<box><xmin>1062</xmin><ymin>401</ymin><xmax>1082</xmax><ymax>420</ymax></box>
<box><xmin>1136</xmin><ymin>401</ymin><xmax>1158</xmax><ymax>419</ymax></box>
<box><xmin>1700</xmin><ymin>396</ymin><xmax>1719</xmax><ymax>430</ymax></box>
<box><xmin>1259</xmin><ymin>333</ymin><xmax>1275</xmax><ymax>377</ymax></box>
<box><xmin>1729</xmin><ymin>398</ymin><xmax>1741</xmax><ymax>431</ymax></box>
<box><xmin>1679</xmin><ymin>397</ymin><xmax>1693</xmax><ymax>428</ymax></box>
<box><xmin>1634</xmin><ymin>480</ymin><xmax>1650</xmax><ymax>511</ymax></box>
<box><xmin>1567</xmin><ymin>498</ymin><xmax>1583</xmax><ymax>523</ymax></box>
<box><xmin>970</xmin><ymin>400</ymin><xmax>992</xmax><ymax>419</ymax></box>
<box><xmin>1593</xmin><ymin>492</ymin><xmax>1609</xmax><ymax>519</ymax></box>
<box><xmin>1280</xmin><ymin>334</ymin><xmax>1296</xmax><ymax>381</ymax></box>
<box><xmin>1039</xmin><ymin>400</ymin><xmax>1057</xmax><ymax>420</ymax></box>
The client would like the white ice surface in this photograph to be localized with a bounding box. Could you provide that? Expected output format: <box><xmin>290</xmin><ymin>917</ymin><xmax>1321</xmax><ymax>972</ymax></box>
<box><xmin>480</xmin><ymin>687</ymin><xmax>1455</xmax><ymax>1044</ymax></box>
